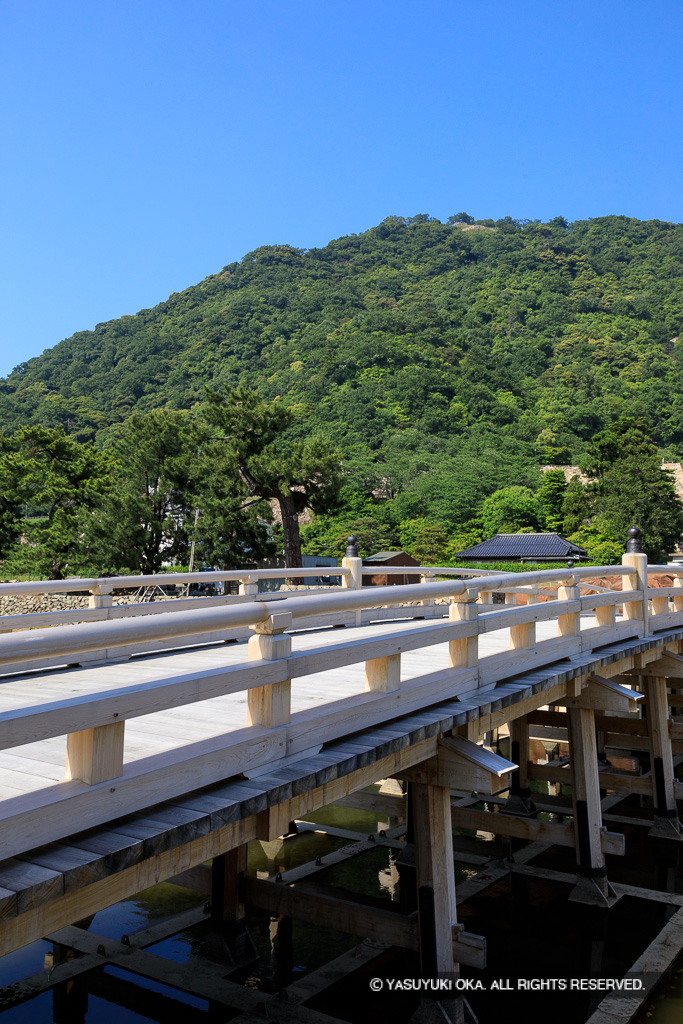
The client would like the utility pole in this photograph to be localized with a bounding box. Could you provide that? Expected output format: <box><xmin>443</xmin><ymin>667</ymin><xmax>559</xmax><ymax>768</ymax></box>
<box><xmin>188</xmin><ymin>508</ymin><xmax>200</xmax><ymax>573</ymax></box>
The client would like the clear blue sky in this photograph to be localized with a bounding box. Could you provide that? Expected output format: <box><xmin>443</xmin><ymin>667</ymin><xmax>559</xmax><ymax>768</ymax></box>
<box><xmin>1</xmin><ymin>0</ymin><xmax>681</xmax><ymax>378</ymax></box>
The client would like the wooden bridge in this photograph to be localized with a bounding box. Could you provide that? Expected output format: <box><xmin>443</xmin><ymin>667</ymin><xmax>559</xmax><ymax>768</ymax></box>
<box><xmin>1</xmin><ymin>536</ymin><xmax>683</xmax><ymax>1022</ymax></box>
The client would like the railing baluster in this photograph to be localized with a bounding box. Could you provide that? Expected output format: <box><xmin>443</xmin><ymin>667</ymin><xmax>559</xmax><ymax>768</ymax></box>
<box><xmin>510</xmin><ymin>588</ymin><xmax>536</xmax><ymax>650</ymax></box>
<box><xmin>365</xmin><ymin>654</ymin><xmax>401</xmax><ymax>692</ymax></box>
<box><xmin>65</xmin><ymin>721</ymin><xmax>125</xmax><ymax>784</ymax></box>
<box><xmin>594</xmin><ymin>600</ymin><xmax>616</xmax><ymax>628</ymax></box>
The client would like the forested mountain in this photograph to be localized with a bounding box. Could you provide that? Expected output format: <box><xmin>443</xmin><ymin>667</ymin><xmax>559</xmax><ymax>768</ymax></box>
<box><xmin>4</xmin><ymin>214</ymin><xmax>683</xmax><ymax>452</ymax></box>
<box><xmin>2</xmin><ymin>213</ymin><xmax>683</xmax><ymax>568</ymax></box>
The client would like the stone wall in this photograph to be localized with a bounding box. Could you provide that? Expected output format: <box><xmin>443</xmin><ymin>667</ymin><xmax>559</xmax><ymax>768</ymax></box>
<box><xmin>0</xmin><ymin>592</ymin><xmax>186</xmax><ymax>617</ymax></box>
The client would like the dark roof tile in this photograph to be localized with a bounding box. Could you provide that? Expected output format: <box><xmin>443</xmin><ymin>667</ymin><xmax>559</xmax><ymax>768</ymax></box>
<box><xmin>453</xmin><ymin>533</ymin><xmax>588</xmax><ymax>560</ymax></box>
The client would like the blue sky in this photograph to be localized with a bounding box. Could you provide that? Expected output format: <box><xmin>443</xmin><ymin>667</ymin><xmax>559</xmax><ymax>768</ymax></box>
<box><xmin>1</xmin><ymin>0</ymin><xmax>682</xmax><ymax>378</ymax></box>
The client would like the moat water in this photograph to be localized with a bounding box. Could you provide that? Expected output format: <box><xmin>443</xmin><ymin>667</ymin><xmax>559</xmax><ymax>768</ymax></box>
<box><xmin>1</xmin><ymin>798</ymin><xmax>682</xmax><ymax>1023</ymax></box>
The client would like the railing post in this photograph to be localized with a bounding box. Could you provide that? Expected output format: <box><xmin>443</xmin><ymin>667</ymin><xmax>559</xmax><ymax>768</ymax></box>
<box><xmin>247</xmin><ymin>610</ymin><xmax>292</xmax><ymax>728</ymax></box>
<box><xmin>420</xmin><ymin>571</ymin><xmax>435</xmax><ymax>610</ymax></box>
<box><xmin>622</xmin><ymin>527</ymin><xmax>649</xmax><ymax>637</ymax></box>
<box><xmin>674</xmin><ymin>576</ymin><xmax>683</xmax><ymax>614</ymax></box>
<box><xmin>557</xmin><ymin>573</ymin><xmax>580</xmax><ymax>638</ymax></box>
<box><xmin>511</xmin><ymin>587</ymin><xmax>536</xmax><ymax>650</ymax></box>
<box><xmin>66</xmin><ymin>584</ymin><xmax>120</xmax><ymax>782</ymax></box>
<box><xmin>88</xmin><ymin>582</ymin><xmax>113</xmax><ymax>610</ymax></box>
<box><xmin>341</xmin><ymin>535</ymin><xmax>363</xmax><ymax>627</ymax></box>
<box><xmin>239</xmin><ymin>575</ymin><xmax>259</xmax><ymax>597</ymax></box>
<box><xmin>448</xmin><ymin>588</ymin><xmax>479</xmax><ymax>669</ymax></box>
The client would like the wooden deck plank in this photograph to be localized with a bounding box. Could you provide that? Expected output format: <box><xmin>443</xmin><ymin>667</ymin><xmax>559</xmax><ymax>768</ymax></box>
<box><xmin>0</xmin><ymin>858</ymin><xmax>63</xmax><ymax>912</ymax></box>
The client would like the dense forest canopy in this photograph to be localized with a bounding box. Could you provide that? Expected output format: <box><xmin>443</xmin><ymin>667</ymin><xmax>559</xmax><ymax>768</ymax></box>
<box><xmin>2</xmin><ymin>213</ymin><xmax>683</xmax><ymax>573</ymax></box>
<box><xmin>4</xmin><ymin>213</ymin><xmax>683</xmax><ymax>453</ymax></box>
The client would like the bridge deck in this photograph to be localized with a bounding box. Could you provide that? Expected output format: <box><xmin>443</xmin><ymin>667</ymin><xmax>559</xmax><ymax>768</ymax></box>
<box><xmin>0</xmin><ymin>612</ymin><xmax>582</xmax><ymax>799</ymax></box>
<box><xmin>0</xmin><ymin>614</ymin><xmax>680</xmax><ymax>957</ymax></box>
<box><xmin>2</xmin><ymin>558</ymin><xmax>683</xmax><ymax>1019</ymax></box>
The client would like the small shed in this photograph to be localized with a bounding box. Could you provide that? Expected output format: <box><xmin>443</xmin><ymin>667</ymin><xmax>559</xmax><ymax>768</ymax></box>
<box><xmin>362</xmin><ymin>550</ymin><xmax>421</xmax><ymax>586</ymax></box>
<box><xmin>452</xmin><ymin>533</ymin><xmax>588</xmax><ymax>563</ymax></box>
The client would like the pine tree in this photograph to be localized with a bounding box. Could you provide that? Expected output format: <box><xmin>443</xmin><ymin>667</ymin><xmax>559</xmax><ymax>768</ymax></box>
<box><xmin>201</xmin><ymin>388</ymin><xmax>342</xmax><ymax>567</ymax></box>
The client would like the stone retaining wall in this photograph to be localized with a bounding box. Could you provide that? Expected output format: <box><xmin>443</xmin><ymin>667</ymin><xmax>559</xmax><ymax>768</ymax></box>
<box><xmin>0</xmin><ymin>593</ymin><xmax>186</xmax><ymax>617</ymax></box>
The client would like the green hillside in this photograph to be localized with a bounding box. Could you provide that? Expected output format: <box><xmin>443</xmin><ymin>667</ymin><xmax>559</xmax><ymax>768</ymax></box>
<box><xmin>2</xmin><ymin>213</ymin><xmax>683</xmax><ymax>569</ymax></box>
<box><xmin>4</xmin><ymin>214</ymin><xmax>683</xmax><ymax>454</ymax></box>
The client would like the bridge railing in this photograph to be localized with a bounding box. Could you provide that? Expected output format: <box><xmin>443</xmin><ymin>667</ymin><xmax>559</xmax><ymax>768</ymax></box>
<box><xmin>2</xmin><ymin>546</ymin><xmax>683</xmax><ymax>861</ymax></box>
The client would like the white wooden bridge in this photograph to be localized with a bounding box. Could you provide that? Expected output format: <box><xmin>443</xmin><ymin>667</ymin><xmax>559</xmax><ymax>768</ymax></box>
<box><xmin>0</xmin><ymin>540</ymin><xmax>682</xmax><ymax>1022</ymax></box>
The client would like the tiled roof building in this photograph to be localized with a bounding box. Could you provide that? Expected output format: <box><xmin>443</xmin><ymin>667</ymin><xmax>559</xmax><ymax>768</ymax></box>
<box><xmin>453</xmin><ymin>533</ymin><xmax>588</xmax><ymax>562</ymax></box>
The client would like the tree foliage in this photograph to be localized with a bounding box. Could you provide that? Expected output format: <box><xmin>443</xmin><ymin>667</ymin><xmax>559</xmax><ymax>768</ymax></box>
<box><xmin>1</xmin><ymin>214</ymin><xmax>682</xmax><ymax>574</ymax></box>
<box><xmin>200</xmin><ymin>387</ymin><xmax>342</xmax><ymax>566</ymax></box>
<box><xmin>0</xmin><ymin>426</ymin><xmax>112</xmax><ymax>578</ymax></box>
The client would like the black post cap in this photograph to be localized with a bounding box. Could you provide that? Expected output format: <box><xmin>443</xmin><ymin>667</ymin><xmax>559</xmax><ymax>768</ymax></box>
<box><xmin>567</xmin><ymin>559</ymin><xmax>575</xmax><ymax>570</ymax></box>
<box><xmin>626</xmin><ymin>526</ymin><xmax>643</xmax><ymax>553</ymax></box>
<box><xmin>345</xmin><ymin>535</ymin><xmax>359</xmax><ymax>558</ymax></box>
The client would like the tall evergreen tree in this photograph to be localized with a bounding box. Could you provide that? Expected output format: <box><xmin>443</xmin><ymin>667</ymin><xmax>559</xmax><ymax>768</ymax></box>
<box><xmin>580</xmin><ymin>419</ymin><xmax>683</xmax><ymax>561</ymax></box>
<box><xmin>0</xmin><ymin>426</ymin><xmax>112</xmax><ymax>579</ymax></box>
<box><xmin>537</xmin><ymin>469</ymin><xmax>568</xmax><ymax>532</ymax></box>
<box><xmin>201</xmin><ymin>387</ymin><xmax>342</xmax><ymax>567</ymax></box>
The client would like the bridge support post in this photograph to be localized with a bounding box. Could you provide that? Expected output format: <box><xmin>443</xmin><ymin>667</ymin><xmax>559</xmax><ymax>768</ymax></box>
<box><xmin>413</xmin><ymin>781</ymin><xmax>458</xmax><ymax>977</ymax></box>
<box><xmin>202</xmin><ymin>845</ymin><xmax>258</xmax><ymax>966</ymax></box>
<box><xmin>643</xmin><ymin>675</ymin><xmax>682</xmax><ymax>840</ymax></box>
<box><xmin>502</xmin><ymin>715</ymin><xmax>536</xmax><ymax>817</ymax></box>
<box><xmin>410</xmin><ymin>782</ymin><xmax>475</xmax><ymax>1024</ymax></box>
<box><xmin>567</xmin><ymin>707</ymin><xmax>619</xmax><ymax>907</ymax></box>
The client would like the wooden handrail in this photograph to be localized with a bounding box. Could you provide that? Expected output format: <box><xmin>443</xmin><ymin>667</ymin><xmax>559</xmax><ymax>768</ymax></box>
<box><xmin>0</xmin><ymin>555</ymin><xmax>664</xmax><ymax>864</ymax></box>
<box><xmin>0</xmin><ymin>565</ymin><xmax>351</xmax><ymax>597</ymax></box>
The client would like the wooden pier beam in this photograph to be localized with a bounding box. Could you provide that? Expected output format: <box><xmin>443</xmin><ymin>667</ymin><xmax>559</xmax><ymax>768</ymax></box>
<box><xmin>412</xmin><ymin>781</ymin><xmax>458</xmax><ymax>976</ymax></box>
<box><xmin>202</xmin><ymin>845</ymin><xmax>257</xmax><ymax>967</ymax></box>
<box><xmin>567</xmin><ymin>706</ymin><xmax>619</xmax><ymax>907</ymax></box>
<box><xmin>502</xmin><ymin>715</ymin><xmax>536</xmax><ymax>817</ymax></box>
<box><xmin>643</xmin><ymin>675</ymin><xmax>682</xmax><ymax>840</ymax></box>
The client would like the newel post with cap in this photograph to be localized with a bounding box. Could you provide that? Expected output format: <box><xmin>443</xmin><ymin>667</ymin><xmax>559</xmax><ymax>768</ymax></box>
<box><xmin>621</xmin><ymin>526</ymin><xmax>648</xmax><ymax>636</ymax></box>
<box><xmin>342</xmin><ymin>535</ymin><xmax>363</xmax><ymax>626</ymax></box>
